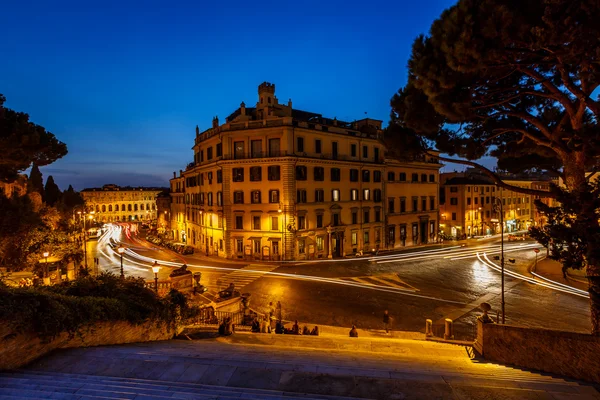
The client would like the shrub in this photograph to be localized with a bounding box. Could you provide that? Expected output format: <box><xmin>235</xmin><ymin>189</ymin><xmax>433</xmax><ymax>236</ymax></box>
<box><xmin>0</xmin><ymin>272</ymin><xmax>197</xmax><ymax>339</ymax></box>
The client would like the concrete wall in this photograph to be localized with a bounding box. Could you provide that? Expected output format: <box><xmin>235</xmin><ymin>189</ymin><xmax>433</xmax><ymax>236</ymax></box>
<box><xmin>477</xmin><ymin>321</ymin><xmax>600</xmax><ymax>383</ymax></box>
<box><xmin>0</xmin><ymin>319</ymin><xmax>181</xmax><ymax>371</ymax></box>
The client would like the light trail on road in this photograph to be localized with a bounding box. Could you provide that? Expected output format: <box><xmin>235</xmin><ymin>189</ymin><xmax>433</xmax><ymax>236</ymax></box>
<box><xmin>477</xmin><ymin>252</ymin><xmax>588</xmax><ymax>298</ymax></box>
<box><xmin>113</xmin><ymin>237</ymin><xmax>467</xmax><ymax>305</ymax></box>
<box><xmin>374</xmin><ymin>243</ymin><xmax>539</xmax><ymax>264</ymax></box>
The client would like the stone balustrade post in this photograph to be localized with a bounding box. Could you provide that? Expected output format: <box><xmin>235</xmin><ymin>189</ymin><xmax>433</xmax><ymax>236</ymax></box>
<box><xmin>425</xmin><ymin>319</ymin><xmax>433</xmax><ymax>337</ymax></box>
<box><xmin>444</xmin><ymin>318</ymin><xmax>454</xmax><ymax>340</ymax></box>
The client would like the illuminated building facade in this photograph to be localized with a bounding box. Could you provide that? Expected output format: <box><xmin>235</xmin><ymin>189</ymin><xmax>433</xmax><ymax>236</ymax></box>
<box><xmin>172</xmin><ymin>82</ymin><xmax>441</xmax><ymax>260</ymax></box>
<box><xmin>81</xmin><ymin>184</ymin><xmax>163</xmax><ymax>223</ymax></box>
<box><xmin>439</xmin><ymin>172</ymin><xmax>550</xmax><ymax>238</ymax></box>
<box><xmin>170</xmin><ymin>174</ymin><xmax>186</xmax><ymax>242</ymax></box>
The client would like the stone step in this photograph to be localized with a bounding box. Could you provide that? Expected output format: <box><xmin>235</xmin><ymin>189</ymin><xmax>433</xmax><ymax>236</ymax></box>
<box><xmin>0</xmin><ymin>371</ymin><xmax>366</xmax><ymax>400</ymax></box>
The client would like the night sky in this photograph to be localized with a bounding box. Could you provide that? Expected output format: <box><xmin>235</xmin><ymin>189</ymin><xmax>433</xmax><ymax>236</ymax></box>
<box><xmin>1</xmin><ymin>0</ymin><xmax>477</xmax><ymax>190</ymax></box>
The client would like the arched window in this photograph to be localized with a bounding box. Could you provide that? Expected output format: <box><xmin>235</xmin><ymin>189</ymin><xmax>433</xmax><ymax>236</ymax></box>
<box><xmin>128</xmin><ymin>204</ymin><xmax>132</xmax><ymax>212</ymax></box>
<box><xmin>102</xmin><ymin>205</ymin><xmax>106</xmax><ymax>212</ymax></box>
<box><xmin>152</xmin><ymin>204</ymin><xmax>156</xmax><ymax>210</ymax></box>
<box><xmin>134</xmin><ymin>204</ymin><xmax>138</xmax><ymax>211</ymax></box>
<box><xmin>108</xmin><ymin>205</ymin><xmax>112</xmax><ymax>212</ymax></box>
<box><xmin>140</xmin><ymin>204</ymin><xmax>144</xmax><ymax>211</ymax></box>
<box><xmin>96</xmin><ymin>205</ymin><xmax>100</xmax><ymax>212</ymax></box>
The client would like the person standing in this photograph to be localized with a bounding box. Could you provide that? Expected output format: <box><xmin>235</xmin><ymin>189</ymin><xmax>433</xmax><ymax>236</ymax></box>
<box><xmin>268</xmin><ymin>302</ymin><xmax>275</xmax><ymax>330</ymax></box>
<box><xmin>276</xmin><ymin>301</ymin><xmax>282</xmax><ymax>323</ymax></box>
<box><xmin>383</xmin><ymin>310</ymin><xmax>391</xmax><ymax>334</ymax></box>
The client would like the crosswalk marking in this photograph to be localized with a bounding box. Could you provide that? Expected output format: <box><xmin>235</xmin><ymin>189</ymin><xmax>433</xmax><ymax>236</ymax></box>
<box><xmin>339</xmin><ymin>273</ymin><xmax>418</xmax><ymax>292</ymax></box>
<box><xmin>217</xmin><ymin>264</ymin><xmax>280</xmax><ymax>291</ymax></box>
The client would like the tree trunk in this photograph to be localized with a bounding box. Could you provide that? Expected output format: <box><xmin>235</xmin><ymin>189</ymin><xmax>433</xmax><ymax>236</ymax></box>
<box><xmin>563</xmin><ymin>152</ymin><xmax>600</xmax><ymax>335</ymax></box>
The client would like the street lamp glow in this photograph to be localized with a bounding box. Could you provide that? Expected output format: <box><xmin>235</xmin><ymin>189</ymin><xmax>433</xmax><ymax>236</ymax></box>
<box><xmin>43</xmin><ymin>251</ymin><xmax>49</xmax><ymax>258</ymax></box>
<box><xmin>118</xmin><ymin>245</ymin><xmax>126</xmax><ymax>278</ymax></box>
<box><xmin>152</xmin><ymin>261</ymin><xmax>160</xmax><ymax>293</ymax></box>
<box><xmin>152</xmin><ymin>261</ymin><xmax>160</xmax><ymax>274</ymax></box>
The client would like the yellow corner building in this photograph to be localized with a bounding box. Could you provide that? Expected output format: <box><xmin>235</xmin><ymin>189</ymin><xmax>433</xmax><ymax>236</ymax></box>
<box><xmin>172</xmin><ymin>82</ymin><xmax>442</xmax><ymax>260</ymax></box>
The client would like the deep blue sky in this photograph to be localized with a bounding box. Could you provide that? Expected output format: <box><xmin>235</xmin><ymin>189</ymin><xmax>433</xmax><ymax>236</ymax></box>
<box><xmin>2</xmin><ymin>0</ymin><xmax>475</xmax><ymax>190</ymax></box>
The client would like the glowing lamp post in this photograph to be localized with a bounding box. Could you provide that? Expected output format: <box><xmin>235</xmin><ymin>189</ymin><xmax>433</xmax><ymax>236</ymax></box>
<box><xmin>43</xmin><ymin>251</ymin><xmax>49</xmax><ymax>281</ymax></box>
<box><xmin>152</xmin><ymin>261</ymin><xmax>160</xmax><ymax>293</ymax></box>
<box><xmin>118</xmin><ymin>245</ymin><xmax>126</xmax><ymax>278</ymax></box>
<box><xmin>493</xmin><ymin>197</ymin><xmax>506</xmax><ymax>324</ymax></box>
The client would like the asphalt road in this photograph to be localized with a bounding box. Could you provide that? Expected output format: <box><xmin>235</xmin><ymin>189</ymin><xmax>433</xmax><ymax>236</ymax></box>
<box><xmin>91</xmin><ymin>225</ymin><xmax>592</xmax><ymax>339</ymax></box>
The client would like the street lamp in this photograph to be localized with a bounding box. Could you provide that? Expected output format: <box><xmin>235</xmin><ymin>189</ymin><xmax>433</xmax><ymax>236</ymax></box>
<box><xmin>478</xmin><ymin>207</ymin><xmax>483</xmax><ymax>236</ymax></box>
<box><xmin>493</xmin><ymin>196</ymin><xmax>506</xmax><ymax>324</ymax></box>
<box><xmin>118</xmin><ymin>245</ymin><xmax>126</xmax><ymax>279</ymax></box>
<box><xmin>43</xmin><ymin>251</ymin><xmax>49</xmax><ymax>282</ymax></box>
<box><xmin>152</xmin><ymin>261</ymin><xmax>160</xmax><ymax>293</ymax></box>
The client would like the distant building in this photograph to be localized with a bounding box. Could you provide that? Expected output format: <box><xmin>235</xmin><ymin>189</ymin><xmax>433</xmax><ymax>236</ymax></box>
<box><xmin>81</xmin><ymin>184</ymin><xmax>165</xmax><ymax>223</ymax></box>
<box><xmin>171</xmin><ymin>82</ymin><xmax>442</xmax><ymax>260</ymax></box>
<box><xmin>156</xmin><ymin>190</ymin><xmax>171</xmax><ymax>235</ymax></box>
<box><xmin>439</xmin><ymin>171</ymin><xmax>555</xmax><ymax>238</ymax></box>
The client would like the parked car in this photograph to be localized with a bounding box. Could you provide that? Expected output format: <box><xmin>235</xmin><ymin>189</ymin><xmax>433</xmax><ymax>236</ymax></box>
<box><xmin>182</xmin><ymin>246</ymin><xmax>194</xmax><ymax>255</ymax></box>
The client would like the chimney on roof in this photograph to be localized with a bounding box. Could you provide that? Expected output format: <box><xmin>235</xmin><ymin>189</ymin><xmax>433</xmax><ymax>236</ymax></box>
<box><xmin>173</xmin><ymin>172</ymin><xmax>176</xmax><ymax>179</ymax></box>
<box><xmin>333</xmin><ymin>117</ymin><xmax>337</xmax><ymax>126</ymax></box>
<box><xmin>212</xmin><ymin>116</ymin><xmax>219</xmax><ymax>128</ymax></box>
<box><xmin>240</xmin><ymin>102</ymin><xmax>246</xmax><ymax>116</ymax></box>
<box><xmin>288</xmin><ymin>98</ymin><xmax>292</xmax><ymax>108</ymax></box>
<box><xmin>195</xmin><ymin>125</ymin><xmax>199</xmax><ymax>136</ymax></box>
<box><xmin>179</xmin><ymin>170</ymin><xmax>183</xmax><ymax>176</ymax></box>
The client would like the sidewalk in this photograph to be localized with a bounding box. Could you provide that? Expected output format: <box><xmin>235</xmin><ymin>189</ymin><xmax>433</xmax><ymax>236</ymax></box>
<box><xmin>534</xmin><ymin>257</ymin><xmax>589</xmax><ymax>292</ymax></box>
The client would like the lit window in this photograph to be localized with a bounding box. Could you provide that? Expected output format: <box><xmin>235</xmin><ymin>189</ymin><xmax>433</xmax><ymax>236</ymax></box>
<box><xmin>363</xmin><ymin>189</ymin><xmax>370</xmax><ymax>201</ymax></box>
<box><xmin>332</xmin><ymin>189</ymin><xmax>340</xmax><ymax>202</ymax></box>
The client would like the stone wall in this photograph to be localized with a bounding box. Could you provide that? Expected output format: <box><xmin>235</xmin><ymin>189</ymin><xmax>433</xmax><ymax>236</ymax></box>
<box><xmin>0</xmin><ymin>319</ymin><xmax>181</xmax><ymax>371</ymax></box>
<box><xmin>477</xmin><ymin>321</ymin><xmax>600</xmax><ymax>383</ymax></box>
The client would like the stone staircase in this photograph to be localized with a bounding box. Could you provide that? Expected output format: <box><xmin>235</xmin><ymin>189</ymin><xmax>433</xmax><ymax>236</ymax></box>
<box><xmin>0</xmin><ymin>370</ymin><xmax>363</xmax><ymax>399</ymax></box>
<box><xmin>1</xmin><ymin>333</ymin><xmax>598</xmax><ymax>399</ymax></box>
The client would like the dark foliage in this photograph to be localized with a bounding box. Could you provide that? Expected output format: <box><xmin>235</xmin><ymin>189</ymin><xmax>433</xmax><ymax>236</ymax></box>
<box><xmin>27</xmin><ymin>164</ymin><xmax>44</xmax><ymax>199</ymax></box>
<box><xmin>0</xmin><ymin>95</ymin><xmax>68</xmax><ymax>183</ymax></box>
<box><xmin>0</xmin><ymin>272</ymin><xmax>197</xmax><ymax>339</ymax></box>
<box><xmin>44</xmin><ymin>176</ymin><xmax>61</xmax><ymax>206</ymax></box>
<box><xmin>529</xmin><ymin>179</ymin><xmax>600</xmax><ymax>275</ymax></box>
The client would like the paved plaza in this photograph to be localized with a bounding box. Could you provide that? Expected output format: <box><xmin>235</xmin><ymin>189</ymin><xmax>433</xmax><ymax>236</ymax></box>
<box><xmin>2</xmin><ymin>331</ymin><xmax>599</xmax><ymax>399</ymax></box>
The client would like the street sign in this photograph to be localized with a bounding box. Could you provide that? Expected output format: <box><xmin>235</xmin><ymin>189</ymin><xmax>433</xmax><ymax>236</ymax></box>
<box><xmin>534</xmin><ymin>249</ymin><xmax>540</xmax><ymax>253</ymax></box>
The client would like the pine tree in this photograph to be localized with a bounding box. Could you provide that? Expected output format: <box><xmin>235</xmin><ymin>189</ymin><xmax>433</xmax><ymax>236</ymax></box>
<box><xmin>0</xmin><ymin>94</ymin><xmax>68</xmax><ymax>183</ymax></box>
<box><xmin>44</xmin><ymin>175</ymin><xmax>61</xmax><ymax>206</ymax></box>
<box><xmin>388</xmin><ymin>0</ymin><xmax>600</xmax><ymax>333</ymax></box>
<box><xmin>27</xmin><ymin>164</ymin><xmax>44</xmax><ymax>200</ymax></box>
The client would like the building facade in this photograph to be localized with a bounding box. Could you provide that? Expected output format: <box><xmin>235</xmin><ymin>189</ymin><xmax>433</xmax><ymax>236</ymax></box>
<box><xmin>170</xmin><ymin>173</ymin><xmax>186</xmax><ymax>242</ymax></box>
<box><xmin>439</xmin><ymin>172</ymin><xmax>555</xmax><ymax>238</ymax></box>
<box><xmin>172</xmin><ymin>82</ymin><xmax>442</xmax><ymax>260</ymax></box>
<box><xmin>81</xmin><ymin>184</ymin><xmax>164</xmax><ymax>223</ymax></box>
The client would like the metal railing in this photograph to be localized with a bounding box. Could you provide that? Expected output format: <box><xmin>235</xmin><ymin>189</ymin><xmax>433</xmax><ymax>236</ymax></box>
<box><xmin>193</xmin><ymin>307</ymin><xmax>248</xmax><ymax>326</ymax></box>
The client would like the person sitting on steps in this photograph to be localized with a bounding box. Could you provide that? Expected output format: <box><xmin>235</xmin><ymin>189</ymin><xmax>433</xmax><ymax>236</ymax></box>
<box><xmin>349</xmin><ymin>325</ymin><xmax>358</xmax><ymax>337</ymax></box>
